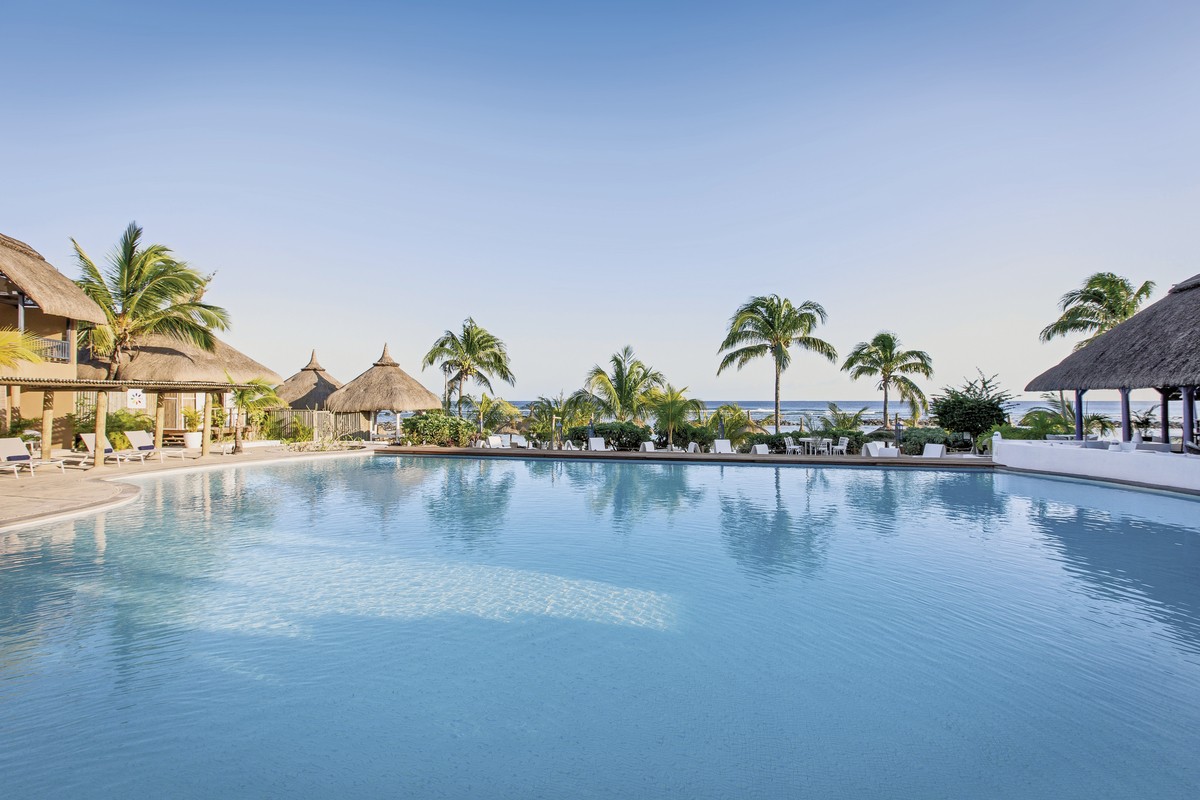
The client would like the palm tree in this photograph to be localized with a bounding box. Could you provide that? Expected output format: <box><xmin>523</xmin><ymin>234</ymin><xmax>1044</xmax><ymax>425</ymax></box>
<box><xmin>463</xmin><ymin>393</ymin><xmax>523</xmax><ymax>435</ymax></box>
<box><xmin>700</xmin><ymin>404</ymin><xmax>761</xmax><ymax>448</ymax></box>
<box><xmin>574</xmin><ymin>345</ymin><xmax>664</xmax><ymax>423</ymax></box>
<box><xmin>1020</xmin><ymin>392</ymin><xmax>1115</xmax><ymax>437</ymax></box>
<box><xmin>841</xmin><ymin>331</ymin><xmax>933</xmax><ymax>427</ymax></box>
<box><xmin>717</xmin><ymin>294</ymin><xmax>837</xmax><ymax>434</ymax></box>
<box><xmin>73</xmin><ymin>222</ymin><xmax>231</xmax><ymax>379</ymax></box>
<box><xmin>527</xmin><ymin>392</ymin><xmax>593</xmax><ymax>444</ymax></box>
<box><xmin>226</xmin><ymin>374</ymin><xmax>283</xmax><ymax>454</ymax></box>
<box><xmin>646</xmin><ymin>384</ymin><xmax>705</xmax><ymax>448</ymax></box>
<box><xmin>822</xmin><ymin>402</ymin><xmax>869</xmax><ymax>431</ymax></box>
<box><xmin>1040</xmin><ymin>272</ymin><xmax>1155</xmax><ymax>350</ymax></box>
<box><xmin>0</xmin><ymin>328</ymin><xmax>43</xmax><ymax>370</ymax></box>
<box><xmin>422</xmin><ymin>317</ymin><xmax>515</xmax><ymax>418</ymax></box>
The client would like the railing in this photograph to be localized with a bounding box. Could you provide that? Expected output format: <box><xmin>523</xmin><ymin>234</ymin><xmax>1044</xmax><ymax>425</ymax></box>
<box><xmin>34</xmin><ymin>337</ymin><xmax>70</xmax><ymax>362</ymax></box>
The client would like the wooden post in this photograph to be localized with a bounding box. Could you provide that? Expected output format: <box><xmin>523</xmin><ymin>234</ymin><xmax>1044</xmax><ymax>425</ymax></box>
<box><xmin>8</xmin><ymin>385</ymin><xmax>20</xmax><ymax>430</ymax></box>
<box><xmin>1184</xmin><ymin>387</ymin><xmax>1196</xmax><ymax>450</ymax></box>
<box><xmin>41</xmin><ymin>391</ymin><xmax>54</xmax><ymax>458</ymax></box>
<box><xmin>1118</xmin><ymin>388</ymin><xmax>1132</xmax><ymax>442</ymax></box>
<box><xmin>200</xmin><ymin>392</ymin><xmax>213</xmax><ymax>456</ymax></box>
<box><xmin>1073</xmin><ymin>390</ymin><xmax>1085</xmax><ymax>440</ymax></box>
<box><xmin>1158</xmin><ymin>388</ymin><xmax>1171</xmax><ymax>444</ymax></box>
<box><xmin>91</xmin><ymin>390</ymin><xmax>109</xmax><ymax>470</ymax></box>
<box><xmin>154</xmin><ymin>393</ymin><xmax>167</xmax><ymax>449</ymax></box>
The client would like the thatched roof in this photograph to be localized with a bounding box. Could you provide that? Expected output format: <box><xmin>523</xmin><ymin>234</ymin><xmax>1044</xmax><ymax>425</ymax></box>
<box><xmin>1026</xmin><ymin>273</ymin><xmax>1200</xmax><ymax>391</ymax></box>
<box><xmin>78</xmin><ymin>333</ymin><xmax>282</xmax><ymax>384</ymax></box>
<box><xmin>0</xmin><ymin>233</ymin><xmax>107</xmax><ymax>324</ymax></box>
<box><xmin>325</xmin><ymin>344</ymin><xmax>441</xmax><ymax>413</ymax></box>
<box><xmin>276</xmin><ymin>350</ymin><xmax>343</xmax><ymax>409</ymax></box>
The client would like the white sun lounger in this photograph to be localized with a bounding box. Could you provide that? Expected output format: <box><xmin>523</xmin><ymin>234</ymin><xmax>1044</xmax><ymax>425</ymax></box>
<box><xmin>749</xmin><ymin>444</ymin><xmax>770</xmax><ymax>455</ymax></box>
<box><xmin>919</xmin><ymin>443</ymin><xmax>946</xmax><ymax>458</ymax></box>
<box><xmin>687</xmin><ymin>442</ymin><xmax>702</xmax><ymax>453</ymax></box>
<box><xmin>80</xmin><ymin>433</ymin><xmax>150</xmax><ymax>467</ymax></box>
<box><xmin>862</xmin><ymin>441</ymin><xmax>899</xmax><ymax>458</ymax></box>
<box><xmin>125</xmin><ymin>429</ymin><xmax>192</xmax><ymax>461</ymax></box>
<box><xmin>712</xmin><ymin>439</ymin><xmax>733</xmax><ymax>454</ymax></box>
<box><xmin>639</xmin><ymin>441</ymin><xmax>655</xmax><ymax>452</ymax></box>
<box><xmin>562</xmin><ymin>440</ymin><xmax>580</xmax><ymax>451</ymax></box>
<box><xmin>0</xmin><ymin>437</ymin><xmax>66</xmax><ymax>477</ymax></box>
<box><xmin>587</xmin><ymin>437</ymin><xmax>612</xmax><ymax>452</ymax></box>
<box><xmin>510</xmin><ymin>434</ymin><xmax>530</xmax><ymax>448</ymax></box>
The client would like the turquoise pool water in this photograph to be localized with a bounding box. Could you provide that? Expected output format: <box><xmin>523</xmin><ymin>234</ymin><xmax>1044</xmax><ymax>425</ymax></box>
<box><xmin>2</xmin><ymin>456</ymin><xmax>1199</xmax><ymax>798</ymax></box>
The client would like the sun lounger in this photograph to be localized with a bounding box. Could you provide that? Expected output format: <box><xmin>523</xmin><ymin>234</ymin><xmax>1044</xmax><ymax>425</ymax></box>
<box><xmin>510</xmin><ymin>434</ymin><xmax>530</xmax><ymax>448</ymax></box>
<box><xmin>687</xmin><ymin>442</ymin><xmax>702</xmax><ymax>453</ymax></box>
<box><xmin>484</xmin><ymin>434</ymin><xmax>504</xmax><ymax>448</ymax></box>
<box><xmin>712</xmin><ymin>439</ymin><xmax>733</xmax><ymax>454</ymax></box>
<box><xmin>125</xmin><ymin>429</ymin><xmax>186</xmax><ymax>461</ymax></box>
<box><xmin>0</xmin><ymin>437</ymin><xmax>66</xmax><ymax>477</ymax></box>
<box><xmin>562</xmin><ymin>440</ymin><xmax>580</xmax><ymax>451</ymax></box>
<box><xmin>919</xmin><ymin>443</ymin><xmax>946</xmax><ymax>458</ymax></box>
<box><xmin>639</xmin><ymin>441</ymin><xmax>656</xmax><ymax>452</ymax></box>
<box><xmin>749</xmin><ymin>444</ymin><xmax>770</xmax><ymax>455</ymax></box>
<box><xmin>587</xmin><ymin>437</ymin><xmax>612</xmax><ymax>452</ymax></box>
<box><xmin>79</xmin><ymin>433</ymin><xmax>150</xmax><ymax>467</ymax></box>
<box><xmin>862</xmin><ymin>441</ymin><xmax>899</xmax><ymax>458</ymax></box>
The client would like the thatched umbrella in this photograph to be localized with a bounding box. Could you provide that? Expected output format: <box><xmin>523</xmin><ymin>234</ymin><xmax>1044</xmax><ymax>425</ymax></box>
<box><xmin>0</xmin><ymin>233</ymin><xmax>107</xmax><ymax>325</ymax></box>
<box><xmin>78</xmin><ymin>333</ymin><xmax>282</xmax><ymax>384</ymax></box>
<box><xmin>1026</xmin><ymin>272</ymin><xmax>1200</xmax><ymax>443</ymax></box>
<box><xmin>324</xmin><ymin>344</ymin><xmax>441</xmax><ymax>440</ymax></box>
<box><xmin>275</xmin><ymin>350</ymin><xmax>343</xmax><ymax>410</ymax></box>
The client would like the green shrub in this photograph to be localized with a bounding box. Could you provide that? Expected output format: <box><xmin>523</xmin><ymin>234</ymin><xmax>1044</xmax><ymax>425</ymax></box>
<box><xmin>656</xmin><ymin>422</ymin><xmax>714</xmax><ymax>450</ymax></box>
<box><xmin>976</xmin><ymin>424</ymin><xmax>1040</xmax><ymax>453</ymax></box>
<box><xmin>566</xmin><ymin>422</ymin><xmax>652</xmax><ymax>450</ymax></box>
<box><xmin>743</xmin><ymin>432</ymin><xmax>788</xmax><ymax>453</ymax></box>
<box><xmin>67</xmin><ymin>408</ymin><xmax>154</xmax><ymax>450</ymax></box>
<box><xmin>826</xmin><ymin>428</ymin><xmax>866</xmax><ymax>453</ymax></box>
<box><xmin>899</xmin><ymin>427</ymin><xmax>948</xmax><ymax>456</ymax></box>
<box><xmin>401</xmin><ymin>411</ymin><xmax>475</xmax><ymax>447</ymax></box>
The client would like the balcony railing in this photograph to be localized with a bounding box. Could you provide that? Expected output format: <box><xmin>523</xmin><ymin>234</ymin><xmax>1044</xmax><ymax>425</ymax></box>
<box><xmin>34</xmin><ymin>337</ymin><xmax>71</xmax><ymax>363</ymax></box>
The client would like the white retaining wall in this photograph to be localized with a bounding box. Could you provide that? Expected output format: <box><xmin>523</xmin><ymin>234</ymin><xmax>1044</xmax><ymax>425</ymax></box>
<box><xmin>993</xmin><ymin>438</ymin><xmax>1200</xmax><ymax>493</ymax></box>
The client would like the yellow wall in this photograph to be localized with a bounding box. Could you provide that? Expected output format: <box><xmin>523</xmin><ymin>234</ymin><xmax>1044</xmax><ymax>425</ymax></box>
<box><xmin>1</xmin><ymin>306</ymin><xmax>79</xmax><ymax>448</ymax></box>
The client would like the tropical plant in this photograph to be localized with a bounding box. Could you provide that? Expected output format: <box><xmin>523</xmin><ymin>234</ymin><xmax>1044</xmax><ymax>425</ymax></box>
<box><xmin>73</xmin><ymin>222</ymin><xmax>231</xmax><ymax>378</ymax></box>
<box><xmin>565</xmin><ymin>421</ymin><xmax>652</xmax><ymax>451</ymax></box>
<box><xmin>527</xmin><ymin>392</ymin><xmax>593</xmax><ymax>444</ymax></box>
<box><xmin>655</xmin><ymin>422</ymin><xmax>715</xmax><ymax>451</ymax></box>
<box><xmin>463</xmin><ymin>393</ymin><xmax>523</xmax><ymax>435</ymax></box>
<box><xmin>574</xmin><ymin>345</ymin><xmax>664</xmax><ymax>423</ymax></box>
<box><xmin>645</xmin><ymin>384</ymin><xmax>705</xmax><ymax>448</ymax></box>
<box><xmin>841</xmin><ymin>331</ymin><xmax>933</xmax><ymax>425</ymax></box>
<box><xmin>1039</xmin><ymin>272</ymin><xmax>1156</xmax><ymax>350</ymax></box>
<box><xmin>0</xmin><ymin>328</ymin><xmax>43</xmax><ymax>369</ymax></box>
<box><xmin>422</xmin><ymin>317</ymin><xmax>515</xmax><ymax>418</ymax></box>
<box><xmin>929</xmin><ymin>371</ymin><xmax>1013</xmax><ymax>447</ymax></box>
<box><xmin>227</xmin><ymin>374</ymin><xmax>284</xmax><ymax>453</ymax></box>
<box><xmin>717</xmin><ymin>294</ymin><xmax>837</xmax><ymax>433</ymax></box>
<box><xmin>1131</xmin><ymin>407</ymin><xmax>1157</xmax><ymax>437</ymax></box>
<box><xmin>182</xmin><ymin>407</ymin><xmax>203</xmax><ymax>433</ymax></box>
<box><xmin>898</xmin><ymin>427</ymin><xmax>949</xmax><ymax>456</ymax></box>
<box><xmin>401</xmin><ymin>410</ymin><xmax>476</xmax><ymax>447</ymax></box>
<box><xmin>1020</xmin><ymin>392</ymin><xmax>1115</xmax><ymax>437</ymax></box>
<box><xmin>823</xmin><ymin>402</ymin><xmax>869</xmax><ymax>430</ymax></box>
<box><xmin>700</xmin><ymin>403</ymin><xmax>762</xmax><ymax>448</ymax></box>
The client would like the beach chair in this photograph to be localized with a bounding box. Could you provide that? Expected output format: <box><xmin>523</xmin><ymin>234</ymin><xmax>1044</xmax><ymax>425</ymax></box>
<box><xmin>639</xmin><ymin>441</ymin><xmax>656</xmax><ymax>452</ymax></box>
<box><xmin>919</xmin><ymin>443</ymin><xmax>946</xmax><ymax>458</ymax></box>
<box><xmin>863</xmin><ymin>441</ymin><xmax>899</xmax><ymax>458</ymax></box>
<box><xmin>0</xmin><ymin>437</ymin><xmax>66</xmax><ymax>477</ymax></box>
<box><xmin>784</xmin><ymin>437</ymin><xmax>803</xmax><ymax>455</ymax></box>
<box><xmin>830</xmin><ymin>437</ymin><xmax>849</xmax><ymax>456</ymax></box>
<box><xmin>712</xmin><ymin>439</ymin><xmax>733</xmax><ymax>454</ymax></box>
<box><xmin>562</xmin><ymin>440</ymin><xmax>580</xmax><ymax>451</ymax></box>
<box><xmin>749</xmin><ymin>444</ymin><xmax>770</xmax><ymax>455</ymax></box>
<box><xmin>79</xmin><ymin>433</ymin><xmax>150</xmax><ymax>467</ymax></box>
<box><xmin>686</xmin><ymin>442</ymin><xmax>702</xmax><ymax>453</ymax></box>
<box><xmin>510</xmin><ymin>434</ymin><xmax>530</xmax><ymax>449</ymax></box>
<box><xmin>485</xmin><ymin>434</ymin><xmax>503</xmax><ymax>448</ymax></box>
<box><xmin>587</xmin><ymin>437</ymin><xmax>612</xmax><ymax>452</ymax></box>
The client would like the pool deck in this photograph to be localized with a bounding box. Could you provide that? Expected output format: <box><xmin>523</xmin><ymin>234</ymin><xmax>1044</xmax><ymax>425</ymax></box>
<box><xmin>0</xmin><ymin>444</ymin><xmax>995</xmax><ymax>531</ymax></box>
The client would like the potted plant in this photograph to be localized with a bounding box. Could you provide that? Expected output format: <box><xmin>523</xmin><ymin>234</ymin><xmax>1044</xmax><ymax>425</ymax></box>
<box><xmin>182</xmin><ymin>407</ymin><xmax>205</xmax><ymax>449</ymax></box>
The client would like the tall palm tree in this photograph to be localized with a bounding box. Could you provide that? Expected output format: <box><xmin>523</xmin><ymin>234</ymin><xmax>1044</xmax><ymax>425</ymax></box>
<box><xmin>1040</xmin><ymin>272</ymin><xmax>1155</xmax><ymax>350</ymax></box>
<box><xmin>463</xmin><ymin>393</ymin><xmax>523</xmax><ymax>434</ymax></box>
<box><xmin>0</xmin><ymin>328</ymin><xmax>43</xmax><ymax>370</ymax></box>
<box><xmin>528</xmin><ymin>392</ymin><xmax>593</xmax><ymax>443</ymax></box>
<box><xmin>717</xmin><ymin>294</ymin><xmax>837</xmax><ymax>434</ymax></box>
<box><xmin>646</xmin><ymin>384</ymin><xmax>705</xmax><ymax>448</ymax></box>
<box><xmin>73</xmin><ymin>222</ymin><xmax>231</xmax><ymax>379</ymax></box>
<box><xmin>574</xmin><ymin>345</ymin><xmax>664</xmax><ymax>423</ymax></box>
<box><xmin>841</xmin><ymin>331</ymin><xmax>933</xmax><ymax>426</ymax></box>
<box><xmin>422</xmin><ymin>317</ymin><xmax>515</xmax><ymax>418</ymax></box>
<box><xmin>226</xmin><ymin>374</ymin><xmax>283</xmax><ymax>454</ymax></box>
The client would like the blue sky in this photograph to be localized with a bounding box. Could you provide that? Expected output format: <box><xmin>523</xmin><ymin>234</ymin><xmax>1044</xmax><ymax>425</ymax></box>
<box><xmin>3</xmin><ymin>1</ymin><xmax>1198</xmax><ymax>401</ymax></box>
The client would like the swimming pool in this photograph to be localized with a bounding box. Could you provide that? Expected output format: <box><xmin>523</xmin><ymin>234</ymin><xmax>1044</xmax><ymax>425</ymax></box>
<box><xmin>2</xmin><ymin>456</ymin><xmax>1198</xmax><ymax>798</ymax></box>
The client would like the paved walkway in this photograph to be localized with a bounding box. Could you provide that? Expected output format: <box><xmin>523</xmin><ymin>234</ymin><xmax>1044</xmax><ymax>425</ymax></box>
<box><xmin>0</xmin><ymin>446</ymin><xmax>371</xmax><ymax>529</ymax></box>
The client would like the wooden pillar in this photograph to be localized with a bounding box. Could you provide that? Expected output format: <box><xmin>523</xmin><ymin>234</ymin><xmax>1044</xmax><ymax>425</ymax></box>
<box><xmin>154</xmin><ymin>393</ymin><xmax>167</xmax><ymax>449</ymax></box>
<box><xmin>1118</xmin><ymin>388</ymin><xmax>1132</xmax><ymax>442</ymax></box>
<box><xmin>200</xmin><ymin>393</ymin><xmax>213</xmax><ymax>456</ymax></box>
<box><xmin>91</xmin><ymin>390</ymin><xmax>108</xmax><ymax>470</ymax></box>
<box><xmin>41</xmin><ymin>391</ymin><xmax>54</xmax><ymax>457</ymax></box>
<box><xmin>1158</xmin><ymin>388</ymin><xmax>1172</xmax><ymax>444</ymax></box>
<box><xmin>1184</xmin><ymin>387</ymin><xmax>1196</xmax><ymax>450</ymax></box>
<box><xmin>1073</xmin><ymin>390</ymin><xmax>1085</xmax><ymax>440</ymax></box>
<box><xmin>8</xmin><ymin>385</ymin><xmax>20</xmax><ymax>429</ymax></box>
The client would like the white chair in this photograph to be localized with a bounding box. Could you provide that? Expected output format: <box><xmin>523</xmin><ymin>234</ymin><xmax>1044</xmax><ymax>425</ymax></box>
<box><xmin>562</xmin><ymin>440</ymin><xmax>580</xmax><ymax>451</ymax></box>
<box><xmin>125</xmin><ymin>429</ymin><xmax>188</xmax><ymax>462</ymax></box>
<box><xmin>863</xmin><ymin>441</ymin><xmax>899</xmax><ymax>458</ymax></box>
<box><xmin>79</xmin><ymin>433</ymin><xmax>149</xmax><ymax>467</ymax></box>
<box><xmin>712</xmin><ymin>439</ymin><xmax>733</xmax><ymax>454</ymax></box>
<box><xmin>749</xmin><ymin>443</ymin><xmax>770</xmax><ymax>455</ymax></box>
<box><xmin>919</xmin><ymin>443</ymin><xmax>946</xmax><ymax>458</ymax></box>
<box><xmin>499</xmin><ymin>434</ymin><xmax>512</xmax><ymax>447</ymax></box>
<box><xmin>639</xmin><ymin>441</ymin><xmax>656</xmax><ymax>452</ymax></box>
<box><xmin>686</xmin><ymin>442</ymin><xmax>702</xmax><ymax>453</ymax></box>
<box><xmin>485</xmin><ymin>434</ymin><xmax>503</xmax><ymax>448</ymax></box>
<box><xmin>510</xmin><ymin>434</ymin><xmax>530</xmax><ymax>448</ymax></box>
<box><xmin>830</xmin><ymin>437</ymin><xmax>849</xmax><ymax>456</ymax></box>
<box><xmin>0</xmin><ymin>437</ymin><xmax>66</xmax><ymax>477</ymax></box>
<box><xmin>815</xmin><ymin>438</ymin><xmax>832</xmax><ymax>455</ymax></box>
<box><xmin>784</xmin><ymin>437</ymin><xmax>803</xmax><ymax>455</ymax></box>
<box><xmin>587</xmin><ymin>437</ymin><xmax>612</xmax><ymax>452</ymax></box>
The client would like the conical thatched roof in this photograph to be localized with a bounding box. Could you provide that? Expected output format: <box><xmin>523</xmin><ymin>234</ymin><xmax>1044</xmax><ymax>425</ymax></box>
<box><xmin>77</xmin><ymin>333</ymin><xmax>282</xmax><ymax>384</ymax></box>
<box><xmin>276</xmin><ymin>350</ymin><xmax>343</xmax><ymax>409</ymax></box>
<box><xmin>1026</xmin><ymin>273</ymin><xmax>1200</xmax><ymax>391</ymax></box>
<box><xmin>0</xmin><ymin>233</ymin><xmax>107</xmax><ymax>324</ymax></box>
<box><xmin>325</xmin><ymin>344</ymin><xmax>441</xmax><ymax>413</ymax></box>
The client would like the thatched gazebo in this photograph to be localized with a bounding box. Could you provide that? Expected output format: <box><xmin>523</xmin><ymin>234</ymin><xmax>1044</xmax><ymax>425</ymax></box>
<box><xmin>325</xmin><ymin>344</ymin><xmax>440</xmax><ymax>440</ymax></box>
<box><xmin>276</xmin><ymin>350</ymin><xmax>342</xmax><ymax>410</ymax></box>
<box><xmin>1026</xmin><ymin>273</ymin><xmax>1200</xmax><ymax>445</ymax></box>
